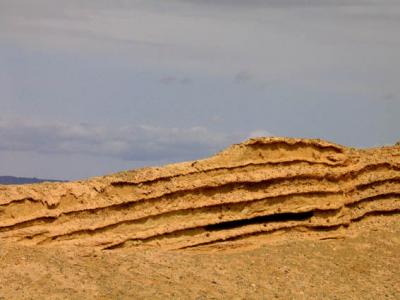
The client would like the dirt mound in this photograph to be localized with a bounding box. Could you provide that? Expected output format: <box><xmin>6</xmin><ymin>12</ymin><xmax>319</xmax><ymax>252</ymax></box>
<box><xmin>1</xmin><ymin>137</ymin><xmax>400</xmax><ymax>251</ymax></box>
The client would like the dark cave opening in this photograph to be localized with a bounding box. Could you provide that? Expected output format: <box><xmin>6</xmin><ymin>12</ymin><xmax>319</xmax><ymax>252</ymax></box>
<box><xmin>204</xmin><ymin>211</ymin><xmax>314</xmax><ymax>231</ymax></box>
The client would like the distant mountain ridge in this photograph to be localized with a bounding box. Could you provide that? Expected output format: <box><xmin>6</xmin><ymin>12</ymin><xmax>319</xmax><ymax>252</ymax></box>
<box><xmin>0</xmin><ymin>176</ymin><xmax>63</xmax><ymax>185</ymax></box>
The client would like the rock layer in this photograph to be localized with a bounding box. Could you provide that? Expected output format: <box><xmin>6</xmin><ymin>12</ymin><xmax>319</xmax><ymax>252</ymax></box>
<box><xmin>0</xmin><ymin>137</ymin><xmax>399</xmax><ymax>250</ymax></box>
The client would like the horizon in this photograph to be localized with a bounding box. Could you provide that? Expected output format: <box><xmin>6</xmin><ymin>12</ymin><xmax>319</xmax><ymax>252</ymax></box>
<box><xmin>1</xmin><ymin>0</ymin><xmax>400</xmax><ymax>180</ymax></box>
<box><xmin>2</xmin><ymin>135</ymin><xmax>400</xmax><ymax>182</ymax></box>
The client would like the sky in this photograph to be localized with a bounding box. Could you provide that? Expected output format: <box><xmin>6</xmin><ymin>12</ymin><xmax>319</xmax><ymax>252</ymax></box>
<box><xmin>0</xmin><ymin>0</ymin><xmax>399</xmax><ymax>180</ymax></box>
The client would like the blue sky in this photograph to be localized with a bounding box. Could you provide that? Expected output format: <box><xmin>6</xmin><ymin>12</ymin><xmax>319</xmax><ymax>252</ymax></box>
<box><xmin>0</xmin><ymin>0</ymin><xmax>399</xmax><ymax>179</ymax></box>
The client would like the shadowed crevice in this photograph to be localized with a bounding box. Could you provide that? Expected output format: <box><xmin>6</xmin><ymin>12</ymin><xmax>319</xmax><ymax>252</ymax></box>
<box><xmin>204</xmin><ymin>211</ymin><xmax>314</xmax><ymax>231</ymax></box>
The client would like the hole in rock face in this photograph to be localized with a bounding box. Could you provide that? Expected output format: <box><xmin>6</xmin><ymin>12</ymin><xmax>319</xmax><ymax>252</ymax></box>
<box><xmin>204</xmin><ymin>211</ymin><xmax>314</xmax><ymax>231</ymax></box>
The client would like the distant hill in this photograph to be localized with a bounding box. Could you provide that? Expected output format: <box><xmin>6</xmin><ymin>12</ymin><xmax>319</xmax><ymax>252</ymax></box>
<box><xmin>0</xmin><ymin>176</ymin><xmax>64</xmax><ymax>185</ymax></box>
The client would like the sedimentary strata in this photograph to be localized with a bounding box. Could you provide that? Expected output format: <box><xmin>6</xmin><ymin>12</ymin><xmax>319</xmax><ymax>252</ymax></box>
<box><xmin>1</xmin><ymin>137</ymin><xmax>399</xmax><ymax>250</ymax></box>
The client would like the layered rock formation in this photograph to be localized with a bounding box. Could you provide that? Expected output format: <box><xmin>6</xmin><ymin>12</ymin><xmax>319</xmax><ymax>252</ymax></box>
<box><xmin>0</xmin><ymin>137</ymin><xmax>399</xmax><ymax>250</ymax></box>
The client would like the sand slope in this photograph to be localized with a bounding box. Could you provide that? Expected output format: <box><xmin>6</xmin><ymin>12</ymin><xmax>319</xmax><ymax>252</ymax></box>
<box><xmin>1</xmin><ymin>137</ymin><xmax>399</xmax><ymax>251</ymax></box>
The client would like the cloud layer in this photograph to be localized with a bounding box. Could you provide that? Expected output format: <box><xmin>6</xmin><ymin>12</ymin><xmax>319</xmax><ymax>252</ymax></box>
<box><xmin>0</xmin><ymin>0</ymin><xmax>399</xmax><ymax>179</ymax></box>
<box><xmin>0</xmin><ymin>118</ymin><xmax>246</xmax><ymax>162</ymax></box>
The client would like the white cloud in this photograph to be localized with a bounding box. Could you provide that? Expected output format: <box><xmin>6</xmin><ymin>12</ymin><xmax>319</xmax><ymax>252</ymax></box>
<box><xmin>247</xmin><ymin>129</ymin><xmax>272</xmax><ymax>139</ymax></box>
<box><xmin>0</xmin><ymin>117</ymin><xmax>248</xmax><ymax>161</ymax></box>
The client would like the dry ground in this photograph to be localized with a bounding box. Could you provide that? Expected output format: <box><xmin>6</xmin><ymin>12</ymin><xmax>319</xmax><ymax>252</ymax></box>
<box><xmin>1</xmin><ymin>214</ymin><xmax>399</xmax><ymax>300</ymax></box>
